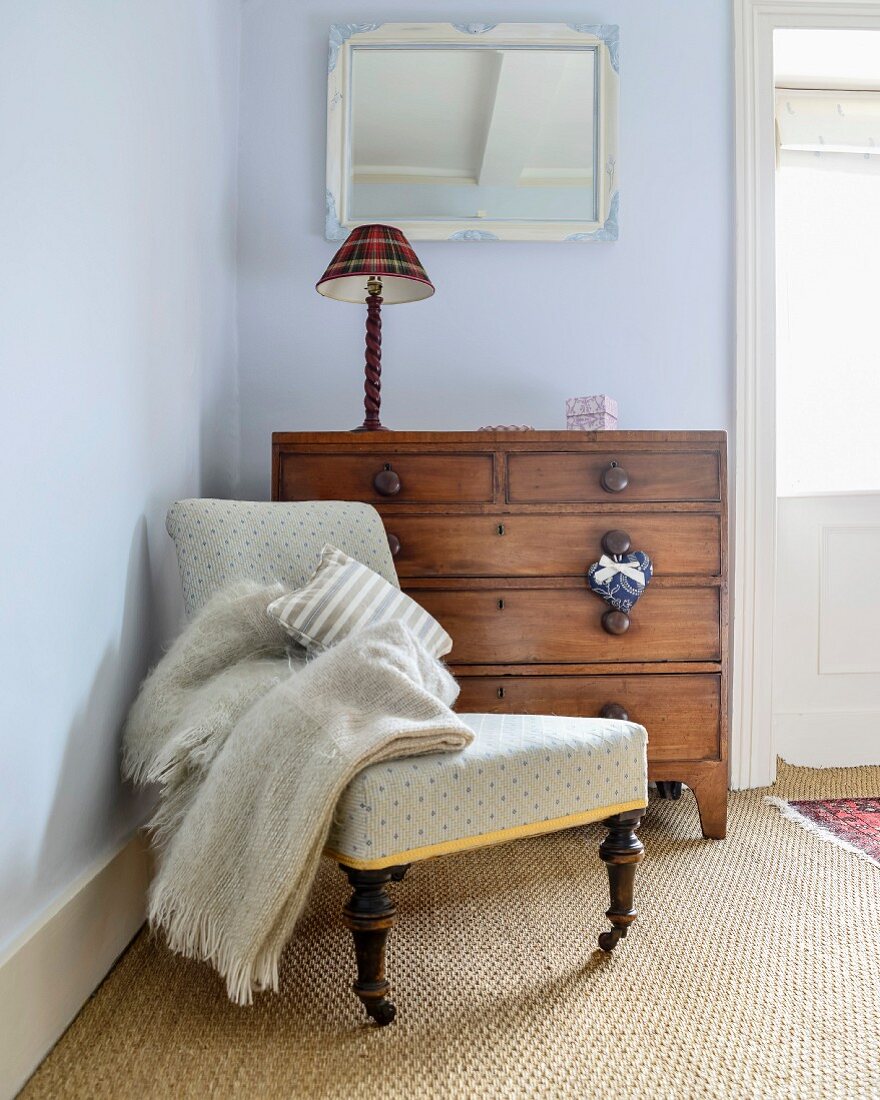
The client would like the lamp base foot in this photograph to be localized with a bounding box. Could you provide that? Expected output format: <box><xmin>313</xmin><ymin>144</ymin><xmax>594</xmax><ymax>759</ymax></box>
<box><xmin>351</xmin><ymin>423</ymin><xmax>392</xmax><ymax>432</ymax></box>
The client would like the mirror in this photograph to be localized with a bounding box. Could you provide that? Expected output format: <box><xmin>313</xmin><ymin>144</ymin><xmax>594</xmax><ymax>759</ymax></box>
<box><xmin>351</xmin><ymin>48</ymin><xmax>597</xmax><ymax>222</ymax></box>
<box><xmin>326</xmin><ymin>24</ymin><xmax>619</xmax><ymax>242</ymax></box>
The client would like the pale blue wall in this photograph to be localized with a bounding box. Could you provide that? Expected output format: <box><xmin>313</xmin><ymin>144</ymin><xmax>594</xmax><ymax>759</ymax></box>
<box><xmin>0</xmin><ymin>0</ymin><xmax>734</xmax><ymax>956</ymax></box>
<box><xmin>236</xmin><ymin>2</ymin><xmax>734</xmax><ymax>497</ymax></box>
<box><xmin>0</xmin><ymin>1</ymin><xmax>241</xmax><ymax>955</ymax></box>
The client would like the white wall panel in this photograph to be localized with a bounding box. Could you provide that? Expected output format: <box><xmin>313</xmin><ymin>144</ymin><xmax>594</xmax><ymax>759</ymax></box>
<box><xmin>820</xmin><ymin>525</ymin><xmax>880</xmax><ymax>674</ymax></box>
<box><xmin>774</xmin><ymin>494</ymin><xmax>880</xmax><ymax>766</ymax></box>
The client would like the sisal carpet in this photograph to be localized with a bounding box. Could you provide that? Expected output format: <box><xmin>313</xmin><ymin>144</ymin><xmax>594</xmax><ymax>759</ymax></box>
<box><xmin>20</xmin><ymin>762</ymin><xmax>880</xmax><ymax>1100</ymax></box>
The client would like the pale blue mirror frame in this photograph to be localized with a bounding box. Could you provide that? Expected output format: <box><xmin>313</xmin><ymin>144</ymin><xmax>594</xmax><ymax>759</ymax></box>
<box><xmin>325</xmin><ymin>23</ymin><xmax>619</xmax><ymax>242</ymax></box>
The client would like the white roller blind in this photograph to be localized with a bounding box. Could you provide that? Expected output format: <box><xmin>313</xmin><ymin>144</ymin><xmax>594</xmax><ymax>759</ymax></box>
<box><xmin>776</xmin><ymin>88</ymin><xmax>880</xmax><ymax>170</ymax></box>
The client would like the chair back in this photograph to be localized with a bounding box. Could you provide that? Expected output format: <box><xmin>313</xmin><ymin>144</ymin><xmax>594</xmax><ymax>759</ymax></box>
<box><xmin>166</xmin><ymin>498</ymin><xmax>398</xmax><ymax>617</ymax></box>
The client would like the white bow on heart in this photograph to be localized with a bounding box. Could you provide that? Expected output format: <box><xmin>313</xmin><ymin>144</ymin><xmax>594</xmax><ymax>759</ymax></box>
<box><xmin>592</xmin><ymin>554</ymin><xmax>647</xmax><ymax>587</ymax></box>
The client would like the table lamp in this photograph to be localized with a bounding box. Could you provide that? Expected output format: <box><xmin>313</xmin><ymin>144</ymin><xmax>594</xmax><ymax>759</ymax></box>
<box><xmin>316</xmin><ymin>224</ymin><xmax>434</xmax><ymax>431</ymax></box>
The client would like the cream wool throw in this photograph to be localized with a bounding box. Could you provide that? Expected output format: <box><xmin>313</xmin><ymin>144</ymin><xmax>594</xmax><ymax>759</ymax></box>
<box><xmin>122</xmin><ymin>583</ymin><xmax>472</xmax><ymax>1005</ymax></box>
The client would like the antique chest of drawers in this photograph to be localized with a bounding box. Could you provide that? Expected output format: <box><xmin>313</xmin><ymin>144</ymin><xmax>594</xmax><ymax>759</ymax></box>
<box><xmin>272</xmin><ymin>431</ymin><xmax>728</xmax><ymax>838</ymax></box>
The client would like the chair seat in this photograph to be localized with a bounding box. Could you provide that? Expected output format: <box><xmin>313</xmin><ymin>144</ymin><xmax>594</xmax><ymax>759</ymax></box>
<box><xmin>325</xmin><ymin>713</ymin><xmax>648</xmax><ymax>869</ymax></box>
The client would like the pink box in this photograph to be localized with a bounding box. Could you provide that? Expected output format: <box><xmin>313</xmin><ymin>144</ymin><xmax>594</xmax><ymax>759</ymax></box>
<box><xmin>565</xmin><ymin>395</ymin><xmax>618</xmax><ymax>431</ymax></box>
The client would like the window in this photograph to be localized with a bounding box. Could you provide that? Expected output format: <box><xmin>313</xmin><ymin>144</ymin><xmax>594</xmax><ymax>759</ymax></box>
<box><xmin>775</xmin><ymin>30</ymin><xmax>880</xmax><ymax>495</ymax></box>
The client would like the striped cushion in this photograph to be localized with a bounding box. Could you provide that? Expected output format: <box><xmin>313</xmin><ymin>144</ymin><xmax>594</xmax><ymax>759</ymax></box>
<box><xmin>267</xmin><ymin>544</ymin><xmax>452</xmax><ymax>657</ymax></box>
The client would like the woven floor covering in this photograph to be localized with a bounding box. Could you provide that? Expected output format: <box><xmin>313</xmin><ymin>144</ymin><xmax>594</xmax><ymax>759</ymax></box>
<box><xmin>779</xmin><ymin>797</ymin><xmax>880</xmax><ymax>864</ymax></box>
<box><xmin>21</xmin><ymin>762</ymin><xmax>880</xmax><ymax>1100</ymax></box>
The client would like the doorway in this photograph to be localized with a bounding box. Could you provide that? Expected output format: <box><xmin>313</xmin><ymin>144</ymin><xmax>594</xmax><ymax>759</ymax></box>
<box><xmin>772</xmin><ymin>28</ymin><xmax>880</xmax><ymax>767</ymax></box>
<box><xmin>733</xmin><ymin>1</ymin><xmax>880</xmax><ymax>789</ymax></box>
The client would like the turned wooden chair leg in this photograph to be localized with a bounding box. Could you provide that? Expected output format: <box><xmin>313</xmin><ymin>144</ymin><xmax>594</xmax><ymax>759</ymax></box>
<box><xmin>340</xmin><ymin>864</ymin><xmax>407</xmax><ymax>1026</ymax></box>
<box><xmin>597</xmin><ymin>809</ymin><xmax>645</xmax><ymax>952</ymax></box>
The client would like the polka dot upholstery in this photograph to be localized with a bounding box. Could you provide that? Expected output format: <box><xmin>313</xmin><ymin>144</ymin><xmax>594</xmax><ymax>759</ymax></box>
<box><xmin>326</xmin><ymin>713</ymin><xmax>649</xmax><ymax>869</ymax></box>
<box><xmin>166</xmin><ymin>499</ymin><xmax>398</xmax><ymax>618</ymax></box>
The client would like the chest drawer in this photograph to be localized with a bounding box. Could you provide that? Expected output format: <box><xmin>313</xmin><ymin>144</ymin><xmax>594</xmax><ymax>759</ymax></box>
<box><xmin>507</xmin><ymin>451</ymin><xmax>721</xmax><ymax>504</ymax></box>
<box><xmin>412</xmin><ymin>585</ymin><xmax>720</xmax><ymax>664</ymax></box>
<box><xmin>386</xmin><ymin>513</ymin><xmax>721</xmax><ymax>578</ymax></box>
<box><xmin>455</xmin><ymin>673</ymin><xmax>722</xmax><ymax>762</ymax></box>
<box><xmin>278</xmin><ymin>452</ymin><xmax>494</xmax><ymax>504</ymax></box>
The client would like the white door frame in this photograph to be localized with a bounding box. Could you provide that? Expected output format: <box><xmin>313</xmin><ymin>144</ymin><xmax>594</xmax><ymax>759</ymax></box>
<box><xmin>732</xmin><ymin>0</ymin><xmax>880</xmax><ymax>788</ymax></box>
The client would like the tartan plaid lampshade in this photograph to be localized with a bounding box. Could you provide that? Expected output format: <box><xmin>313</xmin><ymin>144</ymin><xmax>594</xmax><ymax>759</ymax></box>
<box><xmin>316</xmin><ymin>224</ymin><xmax>434</xmax><ymax>305</ymax></box>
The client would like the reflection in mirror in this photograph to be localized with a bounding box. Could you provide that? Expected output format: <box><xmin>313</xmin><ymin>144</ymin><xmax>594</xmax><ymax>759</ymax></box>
<box><xmin>350</xmin><ymin>48</ymin><xmax>597</xmax><ymax>222</ymax></box>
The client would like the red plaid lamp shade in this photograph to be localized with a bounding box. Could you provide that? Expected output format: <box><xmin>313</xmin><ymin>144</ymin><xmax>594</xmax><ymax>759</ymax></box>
<box><xmin>316</xmin><ymin>224</ymin><xmax>434</xmax><ymax>304</ymax></box>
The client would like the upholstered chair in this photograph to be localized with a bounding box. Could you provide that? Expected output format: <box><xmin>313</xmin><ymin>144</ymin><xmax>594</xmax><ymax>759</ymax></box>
<box><xmin>166</xmin><ymin>499</ymin><xmax>648</xmax><ymax>1025</ymax></box>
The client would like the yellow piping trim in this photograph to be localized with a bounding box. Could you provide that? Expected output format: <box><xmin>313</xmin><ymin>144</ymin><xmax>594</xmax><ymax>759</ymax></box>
<box><xmin>323</xmin><ymin>798</ymin><xmax>648</xmax><ymax>870</ymax></box>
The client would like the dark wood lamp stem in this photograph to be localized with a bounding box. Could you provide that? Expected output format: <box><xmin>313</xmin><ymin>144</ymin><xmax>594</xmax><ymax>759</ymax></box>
<box><xmin>353</xmin><ymin>276</ymin><xmax>387</xmax><ymax>432</ymax></box>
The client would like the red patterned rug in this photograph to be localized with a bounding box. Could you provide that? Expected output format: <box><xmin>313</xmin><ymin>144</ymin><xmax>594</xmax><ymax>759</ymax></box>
<box><xmin>767</xmin><ymin>796</ymin><xmax>880</xmax><ymax>866</ymax></box>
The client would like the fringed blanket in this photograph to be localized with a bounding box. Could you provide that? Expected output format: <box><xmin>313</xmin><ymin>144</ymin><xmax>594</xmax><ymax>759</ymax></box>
<box><xmin>122</xmin><ymin>584</ymin><xmax>472</xmax><ymax>1004</ymax></box>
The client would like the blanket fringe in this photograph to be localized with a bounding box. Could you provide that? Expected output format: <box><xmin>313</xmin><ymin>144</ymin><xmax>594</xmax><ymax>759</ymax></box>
<box><xmin>764</xmin><ymin>796</ymin><xmax>880</xmax><ymax>868</ymax></box>
<box><xmin>144</xmin><ymin>786</ymin><xmax>201</xmax><ymax>852</ymax></box>
<box><xmin>123</xmin><ymin>725</ymin><xmax>220</xmax><ymax>851</ymax></box>
<box><xmin>148</xmin><ymin>889</ymin><xmax>280</xmax><ymax>1006</ymax></box>
<box><xmin>122</xmin><ymin>723</ymin><xmax>214</xmax><ymax>788</ymax></box>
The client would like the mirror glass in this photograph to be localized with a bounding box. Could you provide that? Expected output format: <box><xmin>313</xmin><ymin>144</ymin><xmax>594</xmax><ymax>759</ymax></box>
<box><xmin>349</xmin><ymin>47</ymin><xmax>598</xmax><ymax>223</ymax></box>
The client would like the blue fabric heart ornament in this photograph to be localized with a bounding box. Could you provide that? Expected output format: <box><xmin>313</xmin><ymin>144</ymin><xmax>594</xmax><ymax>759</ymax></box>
<box><xmin>586</xmin><ymin>551</ymin><xmax>653</xmax><ymax>614</ymax></box>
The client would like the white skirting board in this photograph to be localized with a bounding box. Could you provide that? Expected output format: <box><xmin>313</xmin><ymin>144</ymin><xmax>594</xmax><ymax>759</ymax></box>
<box><xmin>773</xmin><ymin>712</ymin><xmax>880</xmax><ymax>769</ymax></box>
<box><xmin>0</xmin><ymin>834</ymin><xmax>151</xmax><ymax>1099</ymax></box>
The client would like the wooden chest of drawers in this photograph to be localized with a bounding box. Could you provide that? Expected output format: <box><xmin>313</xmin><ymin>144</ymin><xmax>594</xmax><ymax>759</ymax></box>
<box><xmin>272</xmin><ymin>431</ymin><xmax>728</xmax><ymax>838</ymax></box>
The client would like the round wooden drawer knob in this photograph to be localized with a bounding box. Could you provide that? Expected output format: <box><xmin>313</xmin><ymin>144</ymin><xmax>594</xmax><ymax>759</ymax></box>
<box><xmin>602</xmin><ymin>609</ymin><xmax>631</xmax><ymax>635</ymax></box>
<box><xmin>600</xmin><ymin>462</ymin><xmax>628</xmax><ymax>493</ymax></box>
<box><xmin>387</xmin><ymin>532</ymin><xmax>401</xmax><ymax>557</ymax></box>
<box><xmin>601</xmin><ymin>529</ymin><xmax>632</xmax><ymax>556</ymax></box>
<box><xmin>373</xmin><ymin>465</ymin><xmax>401</xmax><ymax>496</ymax></box>
<box><xmin>599</xmin><ymin>703</ymin><xmax>629</xmax><ymax>721</ymax></box>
